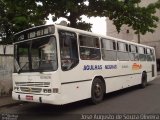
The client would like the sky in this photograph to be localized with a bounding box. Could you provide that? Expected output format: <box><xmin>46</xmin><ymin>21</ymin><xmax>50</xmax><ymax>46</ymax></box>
<box><xmin>46</xmin><ymin>15</ymin><xmax>107</xmax><ymax>36</ymax></box>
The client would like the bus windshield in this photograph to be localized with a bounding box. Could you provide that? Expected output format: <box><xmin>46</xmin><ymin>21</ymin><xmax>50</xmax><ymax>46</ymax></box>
<box><xmin>14</xmin><ymin>36</ymin><xmax>58</xmax><ymax>73</ymax></box>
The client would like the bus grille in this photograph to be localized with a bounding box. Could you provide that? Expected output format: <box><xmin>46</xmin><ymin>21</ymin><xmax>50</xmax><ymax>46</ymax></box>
<box><xmin>15</xmin><ymin>82</ymin><xmax>50</xmax><ymax>87</ymax></box>
<box><xmin>20</xmin><ymin>87</ymin><xmax>42</xmax><ymax>93</ymax></box>
<box><xmin>15</xmin><ymin>82</ymin><xmax>50</xmax><ymax>93</ymax></box>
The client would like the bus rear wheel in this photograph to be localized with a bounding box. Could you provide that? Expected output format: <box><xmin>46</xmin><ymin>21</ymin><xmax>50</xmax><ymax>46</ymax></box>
<box><xmin>91</xmin><ymin>78</ymin><xmax>105</xmax><ymax>104</ymax></box>
<box><xmin>140</xmin><ymin>72</ymin><xmax>147</xmax><ymax>88</ymax></box>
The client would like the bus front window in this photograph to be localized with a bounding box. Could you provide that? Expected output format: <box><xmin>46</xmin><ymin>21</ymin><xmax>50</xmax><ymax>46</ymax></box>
<box><xmin>15</xmin><ymin>36</ymin><xmax>58</xmax><ymax>72</ymax></box>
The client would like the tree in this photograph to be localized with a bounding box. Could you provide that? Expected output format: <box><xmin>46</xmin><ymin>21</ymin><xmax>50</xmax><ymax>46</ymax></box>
<box><xmin>1</xmin><ymin>0</ymin><xmax>160</xmax><ymax>44</ymax></box>
<box><xmin>0</xmin><ymin>0</ymin><xmax>46</xmax><ymax>44</ymax></box>
<box><xmin>88</xmin><ymin>0</ymin><xmax>160</xmax><ymax>34</ymax></box>
<box><xmin>114</xmin><ymin>0</ymin><xmax>160</xmax><ymax>43</ymax></box>
<box><xmin>37</xmin><ymin>0</ymin><xmax>160</xmax><ymax>35</ymax></box>
<box><xmin>37</xmin><ymin>0</ymin><xmax>92</xmax><ymax>30</ymax></box>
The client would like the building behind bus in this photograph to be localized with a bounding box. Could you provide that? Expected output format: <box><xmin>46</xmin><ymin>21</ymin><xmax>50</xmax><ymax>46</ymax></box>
<box><xmin>106</xmin><ymin>0</ymin><xmax>160</xmax><ymax>71</ymax></box>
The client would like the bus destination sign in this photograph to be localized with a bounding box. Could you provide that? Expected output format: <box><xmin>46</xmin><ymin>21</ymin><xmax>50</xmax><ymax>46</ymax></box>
<box><xmin>15</xmin><ymin>25</ymin><xmax>55</xmax><ymax>42</ymax></box>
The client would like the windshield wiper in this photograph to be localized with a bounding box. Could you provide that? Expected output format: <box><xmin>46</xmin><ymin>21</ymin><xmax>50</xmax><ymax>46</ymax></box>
<box><xmin>18</xmin><ymin>62</ymin><xmax>29</xmax><ymax>73</ymax></box>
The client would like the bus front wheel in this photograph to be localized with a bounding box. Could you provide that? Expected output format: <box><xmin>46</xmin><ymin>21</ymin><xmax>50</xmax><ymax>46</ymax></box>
<box><xmin>91</xmin><ymin>78</ymin><xmax>105</xmax><ymax>104</ymax></box>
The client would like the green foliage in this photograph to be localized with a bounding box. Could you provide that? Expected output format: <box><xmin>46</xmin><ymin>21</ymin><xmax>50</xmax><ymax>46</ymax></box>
<box><xmin>88</xmin><ymin>0</ymin><xmax>160</xmax><ymax>35</ymax></box>
<box><xmin>38</xmin><ymin>0</ymin><xmax>89</xmax><ymax>28</ymax></box>
<box><xmin>76</xmin><ymin>22</ymin><xmax>92</xmax><ymax>31</ymax></box>
<box><xmin>37</xmin><ymin>0</ymin><xmax>160</xmax><ymax>35</ymax></box>
<box><xmin>111</xmin><ymin>0</ymin><xmax>160</xmax><ymax>35</ymax></box>
<box><xmin>0</xmin><ymin>0</ymin><xmax>45</xmax><ymax>44</ymax></box>
<box><xmin>0</xmin><ymin>0</ymin><xmax>160</xmax><ymax>44</ymax></box>
<box><xmin>19</xmin><ymin>48</ymin><xmax>28</xmax><ymax>55</ymax></box>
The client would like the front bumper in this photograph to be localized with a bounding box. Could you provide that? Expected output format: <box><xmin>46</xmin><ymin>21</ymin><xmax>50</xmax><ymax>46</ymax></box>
<box><xmin>12</xmin><ymin>91</ymin><xmax>64</xmax><ymax>105</ymax></box>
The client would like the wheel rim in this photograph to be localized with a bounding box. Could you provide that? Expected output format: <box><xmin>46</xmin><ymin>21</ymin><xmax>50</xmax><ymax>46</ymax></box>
<box><xmin>94</xmin><ymin>83</ymin><xmax>102</xmax><ymax>98</ymax></box>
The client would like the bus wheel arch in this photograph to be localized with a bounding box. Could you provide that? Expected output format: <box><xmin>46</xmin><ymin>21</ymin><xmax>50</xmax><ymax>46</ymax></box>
<box><xmin>141</xmin><ymin>71</ymin><xmax>147</xmax><ymax>88</ymax></box>
<box><xmin>91</xmin><ymin>76</ymin><xmax>106</xmax><ymax>104</ymax></box>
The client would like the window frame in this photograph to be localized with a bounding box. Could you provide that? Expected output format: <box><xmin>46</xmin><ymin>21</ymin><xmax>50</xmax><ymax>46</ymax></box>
<box><xmin>101</xmin><ymin>38</ymin><xmax>116</xmax><ymax>51</ymax></box>
<box><xmin>117</xmin><ymin>41</ymin><xmax>130</xmax><ymax>61</ymax></box>
<box><xmin>151</xmin><ymin>49</ymin><xmax>156</xmax><ymax>61</ymax></box>
<box><xmin>58</xmin><ymin>30</ymin><xmax>79</xmax><ymax>71</ymax></box>
<box><xmin>129</xmin><ymin>44</ymin><xmax>139</xmax><ymax>61</ymax></box>
<box><xmin>138</xmin><ymin>46</ymin><xmax>146</xmax><ymax>61</ymax></box>
<box><xmin>146</xmin><ymin>48</ymin><xmax>155</xmax><ymax>62</ymax></box>
<box><xmin>79</xmin><ymin>34</ymin><xmax>101</xmax><ymax>60</ymax></box>
<box><xmin>101</xmin><ymin>38</ymin><xmax>117</xmax><ymax>61</ymax></box>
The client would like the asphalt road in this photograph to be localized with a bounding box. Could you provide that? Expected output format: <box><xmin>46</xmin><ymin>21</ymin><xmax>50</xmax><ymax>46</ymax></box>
<box><xmin>0</xmin><ymin>76</ymin><xmax>160</xmax><ymax>120</ymax></box>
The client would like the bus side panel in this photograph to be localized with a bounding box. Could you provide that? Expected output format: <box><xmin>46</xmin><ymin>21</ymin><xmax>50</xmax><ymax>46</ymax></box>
<box><xmin>105</xmin><ymin>77</ymin><xmax>127</xmax><ymax>93</ymax></box>
<box><xmin>104</xmin><ymin>61</ymin><xmax>142</xmax><ymax>93</ymax></box>
<box><xmin>61</xmin><ymin>81</ymin><xmax>92</xmax><ymax>104</ymax></box>
<box><xmin>59</xmin><ymin>61</ymin><xmax>93</xmax><ymax>104</ymax></box>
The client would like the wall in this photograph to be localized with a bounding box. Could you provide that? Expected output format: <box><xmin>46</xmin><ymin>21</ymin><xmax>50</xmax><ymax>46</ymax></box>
<box><xmin>107</xmin><ymin>0</ymin><xmax>160</xmax><ymax>43</ymax></box>
<box><xmin>106</xmin><ymin>18</ymin><xmax>135</xmax><ymax>41</ymax></box>
<box><xmin>0</xmin><ymin>45</ymin><xmax>13</xmax><ymax>96</ymax></box>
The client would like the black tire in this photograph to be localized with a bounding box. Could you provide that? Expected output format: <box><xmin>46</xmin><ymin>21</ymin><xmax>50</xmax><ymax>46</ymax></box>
<box><xmin>91</xmin><ymin>78</ymin><xmax>105</xmax><ymax>104</ymax></box>
<box><xmin>140</xmin><ymin>72</ymin><xmax>147</xmax><ymax>88</ymax></box>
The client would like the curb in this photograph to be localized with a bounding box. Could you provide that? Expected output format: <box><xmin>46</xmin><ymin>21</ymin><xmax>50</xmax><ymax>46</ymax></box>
<box><xmin>0</xmin><ymin>101</ymin><xmax>26</xmax><ymax>108</ymax></box>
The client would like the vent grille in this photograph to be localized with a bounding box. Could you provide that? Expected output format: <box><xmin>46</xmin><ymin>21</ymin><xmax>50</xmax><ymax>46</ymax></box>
<box><xmin>15</xmin><ymin>82</ymin><xmax>50</xmax><ymax>87</ymax></box>
<box><xmin>20</xmin><ymin>87</ymin><xmax>42</xmax><ymax>93</ymax></box>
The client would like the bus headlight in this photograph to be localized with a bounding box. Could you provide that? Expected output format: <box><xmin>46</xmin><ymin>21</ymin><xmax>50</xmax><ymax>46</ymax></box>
<box><xmin>48</xmin><ymin>89</ymin><xmax>51</xmax><ymax>93</ymax></box>
<box><xmin>14</xmin><ymin>87</ymin><xmax>19</xmax><ymax>91</ymax></box>
<box><xmin>43</xmin><ymin>88</ymin><xmax>58</xmax><ymax>93</ymax></box>
<box><xmin>43</xmin><ymin>89</ymin><xmax>52</xmax><ymax>93</ymax></box>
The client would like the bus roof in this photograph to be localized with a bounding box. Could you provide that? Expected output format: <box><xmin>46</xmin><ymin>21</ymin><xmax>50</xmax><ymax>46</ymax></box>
<box><xmin>14</xmin><ymin>24</ymin><xmax>154</xmax><ymax>49</ymax></box>
<box><xmin>55</xmin><ymin>24</ymin><xmax>154</xmax><ymax>49</ymax></box>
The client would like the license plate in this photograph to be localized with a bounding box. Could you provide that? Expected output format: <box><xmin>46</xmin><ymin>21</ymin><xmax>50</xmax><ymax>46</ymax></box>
<box><xmin>26</xmin><ymin>95</ymin><xmax>33</xmax><ymax>100</ymax></box>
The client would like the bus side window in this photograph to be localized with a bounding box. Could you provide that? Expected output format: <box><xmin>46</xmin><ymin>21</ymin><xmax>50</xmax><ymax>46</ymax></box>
<box><xmin>101</xmin><ymin>38</ymin><xmax>117</xmax><ymax>61</ymax></box>
<box><xmin>59</xmin><ymin>30</ymin><xmax>79</xmax><ymax>71</ymax></box>
<box><xmin>146</xmin><ymin>48</ymin><xmax>152</xmax><ymax>61</ymax></box>
<box><xmin>117</xmin><ymin>42</ymin><xmax>129</xmax><ymax>61</ymax></box>
<box><xmin>129</xmin><ymin>44</ymin><xmax>139</xmax><ymax>61</ymax></box>
<box><xmin>79</xmin><ymin>35</ymin><xmax>101</xmax><ymax>60</ymax></box>
<box><xmin>151</xmin><ymin>49</ymin><xmax>156</xmax><ymax>61</ymax></box>
<box><xmin>138</xmin><ymin>46</ymin><xmax>146</xmax><ymax>61</ymax></box>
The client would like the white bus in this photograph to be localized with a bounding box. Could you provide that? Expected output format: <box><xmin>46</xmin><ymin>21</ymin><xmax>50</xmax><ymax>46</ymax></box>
<box><xmin>12</xmin><ymin>24</ymin><xmax>157</xmax><ymax>105</ymax></box>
